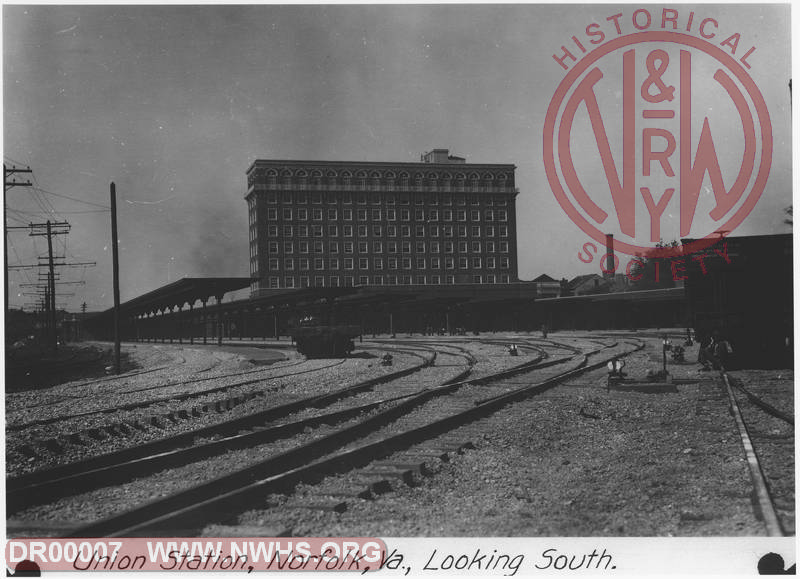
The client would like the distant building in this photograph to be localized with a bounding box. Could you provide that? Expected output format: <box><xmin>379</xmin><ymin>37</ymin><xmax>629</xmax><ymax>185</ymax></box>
<box><xmin>531</xmin><ymin>274</ymin><xmax>561</xmax><ymax>298</ymax></box>
<box><xmin>568</xmin><ymin>273</ymin><xmax>612</xmax><ymax>295</ymax></box>
<box><xmin>245</xmin><ymin>149</ymin><xmax>519</xmax><ymax>297</ymax></box>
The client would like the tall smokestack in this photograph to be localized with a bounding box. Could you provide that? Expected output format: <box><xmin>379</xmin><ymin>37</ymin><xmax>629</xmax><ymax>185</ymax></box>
<box><xmin>605</xmin><ymin>233</ymin><xmax>614</xmax><ymax>279</ymax></box>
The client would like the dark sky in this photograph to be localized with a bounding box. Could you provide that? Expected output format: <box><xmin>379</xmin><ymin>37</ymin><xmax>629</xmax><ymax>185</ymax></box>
<box><xmin>4</xmin><ymin>4</ymin><xmax>791</xmax><ymax>311</ymax></box>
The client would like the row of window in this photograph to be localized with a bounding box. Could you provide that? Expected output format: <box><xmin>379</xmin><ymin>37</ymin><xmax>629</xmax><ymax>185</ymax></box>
<box><xmin>263</xmin><ymin>240</ymin><xmax>509</xmax><ymax>254</ymax></box>
<box><xmin>259</xmin><ymin>224</ymin><xmax>510</xmax><ymax>239</ymax></box>
<box><xmin>260</xmin><ymin>191</ymin><xmax>509</xmax><ymax>207</ymax></box>
<box><xmin>262</xmin><ymin>256</ymin><xmax>512</xmax><ymax>271</ymax></box>
<box><xmin>264</xmin><ymin>274</ymin><xmax>512</xmax><ymax>289</ymax></box>
<box><xmin>264</xmin><ymin>208</ymin><xmax>509</xmax><ymax>222</ymax></box>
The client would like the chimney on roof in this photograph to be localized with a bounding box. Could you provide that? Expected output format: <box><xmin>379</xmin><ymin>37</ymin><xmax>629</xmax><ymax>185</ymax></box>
<box><xmin>604</xmin><ymin>233</ymin><xmax>615</xmax><ymax>280</ymax></box>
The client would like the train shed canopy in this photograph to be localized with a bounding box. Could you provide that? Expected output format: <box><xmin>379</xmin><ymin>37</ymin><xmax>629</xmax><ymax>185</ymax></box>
<box><xmin>118</xmin><ymin>277</ymin><xmax>252</xmax><ymax>316</ymax></box>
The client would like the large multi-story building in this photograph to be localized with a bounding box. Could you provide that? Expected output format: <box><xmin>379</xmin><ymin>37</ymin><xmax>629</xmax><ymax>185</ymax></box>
<box><xmin>245</xmin><ymin>149</ymin><xmax>519</xmax><ymax>297</ymax></box>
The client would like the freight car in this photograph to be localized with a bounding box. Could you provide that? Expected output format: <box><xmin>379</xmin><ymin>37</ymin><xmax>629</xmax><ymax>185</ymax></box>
<box><xmin>289</xmin><ymin>316</ymin><xmax>361</xmax><ymax>358</ymax></box>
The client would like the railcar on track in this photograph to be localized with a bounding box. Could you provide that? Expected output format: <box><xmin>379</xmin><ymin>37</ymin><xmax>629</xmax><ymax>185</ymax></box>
<box><xmin>289</xmin><ymin>316</ymin><xmax>360</xmax><ymax>358</ymax></box>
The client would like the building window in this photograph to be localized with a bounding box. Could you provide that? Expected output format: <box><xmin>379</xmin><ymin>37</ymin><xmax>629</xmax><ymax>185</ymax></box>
<box><xmin>268</xmin><ymin>241</ymin><xmax>279</xmax><ymax>254</ymax></box>
<box><xmin>267</xmin><ymin>192</ymin><xmax>277</xmax><ymax>204</ymax></box>
<box><xmin>269</xmin><ymin>258</ymin><xmax>279</xmax><ymax>270</ymax></box>
<box><xmin>312</xmin><ymin>193</ymin><xmax>322</xmax><ymax>204</ymax></box>
<box><xmin>374</xmin><ymin>258</ymin><xmax>384</xmax><ymax>270</ymax></box>
<box><xmin>430</xmin><ymin>241</ymin><xmax>440</xmax><ymax>253</ymax></box>
<box><xmin>416</xmin><ymin>258</ymin><xmax>426</xmax><ymax>269</ymax></box>
<box><xmin>485</xmin><ymin>209</ymin><xmax>495</xmax><ymax>221</ymax></box>
<box><xmin>431</xmin><ymin>257</ymin><xmax>441</xmax><ymax>269</ymax></box>
<box><xmin>343</xmin><ymin>208</ymin><xmax>353</xmax><ymax>220</ymax></box>
<box><xmin>402</xmin><ymin>257</ymin><xmax>412</xmax><ymax>269</ymax></box>
<box><xmin>472</xmin><ymin>257</ymin><xmax>482</xmax><ymax>268</ymax></box>
<box><xmin>344</xmin><ymin>258</ymin><xmax>354</xmax><ymax>270</ymax></box>
<box><xmin>343</xmin><ymin>225</ymin><xmax>353</xmax><ymax>237</ymax></box>
<box><xmin>458</xmin><ymin>241</ymin><xmax>468</xmax><ymax>253</ymax></box>
<box><xmin>328</xmin><ymin>208</ymin><xmax>338</xmax><ymax>220</ymax></box>
<box><xmin>416</xmin><ymin>241</ymin><xmax>425</xmax><ymax>253</ymax></box>
<box><xmin>487</xmin><ymin>274</ymin><xmax>496</xmax><ymax>284</ymax></box>
<box><xmin>458</xmin><ymin>225</ymin><xmax>467</xmax><ymax>237</ymax></box>
<box><xmin>330</xmin><ymin>258</ymin><xmax>340</xmax><ymax>270</ymax></box>
<box><xmin>387</xmin><ymin>275</ymin><xmax>397</xmax><ymax>285</ymax></box>
<box><xmin>445</xmin><ymin>257</ymin><xmax>455</xmax><ymax>269</ymax></box>
<box><xmin>500</xmin><ymin>241</ymin><xmax>509</xmax><ymax>253</ymax></box>
<box><xmin>269</xmin><ymin>276</ymin><xmax>279</xmax><ymax>288</ymax></box>
<box><xmin>329</xmin><ymin>276</ymin><xmax>340</xmax><ymax>287</ymax></box>
<box><xmin>328</xmin><ymin>225</ymin><xmax>339</xmax><ymax>237</ymax></box>
<box><xmin>430</xmin><ymin>225</ymin><xmax>439</xmax><ymax>237</ymax></box>
<box><xmin>387</xmin><ymin>241</ymin><xmax>398</xmax><ymax>253</ymax></box>
<box><xmin>343</xmin><ymin>193</ymin><xmax>352</xmax><ymax>204</ymax></box>
<box><xmin>285</xmin><ymin>258</ymin><xmax>295</xmax><ymax>270</ymax></box>
<box><xmin>401</xmin><ymin>225</ymin><xmax>411</xmax><ymax>237</ymax></box>
<box><xmin>443</xmin><ymin>209</ymin><xmax>453</xmax><ymax>221</ymax></box>
<box><xmin>358</xmin><ymin>242</ymin><xmax>368</xmax><ymax>253</ymax></box>
<box><xmin>500</xmin><ymin>257</ymin><xmax>510</xmax><ymax>269</ymax></box>
<box><xmin>415</xmin><ymin>225</ymin><xmax>425</xmax><ymax>237</ymax></box>
<box><xmin>297</xmin><ymin>208</ymin><xmax>307</xmax><ymax>221</ymax></box>
<box><xmin>300</xmin><ymin>276</ymin><xmax>310</xmax><ymax>287</ymax></box>
<box><xmin>358</xmin><ymin>225</ymin><xmax>368</xmax><ymax>237</ymax></box>
<box><xmin>373</xmin><ymin>275</ymin><xmax>384</xmax><ymax>285</ymax></box>
<box><xmin>443</xmin><ymin>194</ymin><xmax>452</xmax><ymax>206</ymax></box>
<box><xmin>388</xmin><ymin>257</ymin><xmax>398</xmax><ymax>270</ymax></box>
<box><xmin>487</xmin><ymin>257</ymin><xmax>496</xmax><ymax>269</ymax></box>
<box><xmin>402</xmin><ymin>241</ymin><xmax>411</xmax><ymax>253</ymax></box>
<box><xmin>431</xmin><ymin>274</ymin><xmax>441</xmax><ymax>284</ymax></box>
<box><xmin>357</xmin><ymin>194</ymin><xmax>367</xmax><ymax>205</ymax></box>
<box><xmin>500</xmin><ymin>226</ymin><xmax>509</xmax><ymax>237</ymax></box>
<box><xmin>400</xmin><ymin>194</ymin><xmax>410</xmax><ymax>205</ymax></box>
<box><xmin>284</xmin><ymin>241</ymin><xmax>294</xmax><ymax>254</ymax></box>
<box><xmin>486</xmin><ymin>241</ymin><xmax>496</xmax><ymax>253</ymax></box>
<box><xmin>314</xmin><ymin>241</ymin><xmax>324</xmax><ymax>253</ymax></box>
<box><xmin>311</xmin><ymin>209</ymin><xmax>321</xmax><ymax>221</ymax></box>
<box><xmin>471</xmin><ymin>196</ymin><xmax>481</xmax><ymax>206</ymax></box>
<box><xmin>446</xmin><ymin>275</ymin><xmax>455</xmax><ymax>284</ymax></box>
<box><xmin>386</xmin><ymin>194</ymin><xmax>396</xmax><ymax>205</ymax></box>
<box><xmin>497</xmin><ymin>198</ymin><xmax>507</xmax><ymax>206</ymax></box>
<box><xmin>400</xmin><ymin>209</ymin><xmax>411</xmax><ymax>221</ymax></box>
<box><xmin>314</xmin><ymin>276</ymin><xmax>325</xmax><ymax>287</ymax></box>
<box><xmin>299</xmin><ymin>241</ymin><xmax>309</xmax><ymax>254</ymax></box>
<box><xmin>498</xmin><ymin>210</ymin><xmax>508</xmax><ymax>221</ymax></box>
<box><xmin>373</xmin><ymin>241</ymin><xmax>383</xmax><ymax>253</ymax></box>
<box><xmin>387</xmin><ymin>225</ymin><xmax>397</xmax><ymax>237</ymax></box>
<box><xmin>344</xmin><ymin>242</ymin><xmax>354</xmax><ymax>254</ymax></box>
<box><xmin>300</xmin><ymin>258</ymin><xmax>310</xmax><ymax>270</ymax></box>
<box><xmin>285</xmin><ymin>276</ymin><xmax>296</xmax><ymax>288</ymax></box>
<box><xmin>297</xmin><ymin>192</ymin><xmax>307</xmax><ymax>204</ymax></box>
<box><xmin>471</xmin><ymin>241</ymin><xmax>481</xmax><ymax>253</ymax></box>
<box><xmin>429</xmin><ymin>209</ymin><xmax>439</xmax><ymax>221</ymax></box>
<box><xmin>457</xmin><ymin>210</ymin><xmax>467</xmax><ymax>221</ymax></box>
<box><xmin>298</xmin><ymin>225</ymin><xmax>308</xmax><ymax>237</ymax></box>
<box><xmin>283</xmin><ymin>225</ymin><xmax>293</xmax><ymax>237</ymax></box>
<box><xmin>471</xmin><ymin>210</ymin><xmax>480</xmax><ymax>221</ymax></box>
<box><xmin>267</xmin><ymin>208</ymin><xmax>278</xmax><ymax>220</ymax></box>
<box><xmin>459</xmin><ymin>257</ymin><xmax>468</xmax><ymax>269</ymax></box>
<box><xmin>445</xmin><ymin>241</ymin><xmax>454</xmax><ymax>253</ymax></box>
<box><xmin>472</xmin><ymin>275</ymin><xmax>482</xmax><ymax>284</ymax></box>
<box><xmin>456</xmin><ymin>195</ymin><xmax>466</xmax><ymax>206</ymax></box>
<box><xmin>401</xmin><ymin>275</ymin><xmax>411</xmax><ymax>285</ymax></box>
<box><xmin>414</xmin><ymin>209</ymin><xmax>424</xmax><ymax>221</ymax></box>
<box><xmin>282</xmin><ymin>208</ymin><xmax>292</xmax><ymax>220</ymax></box>
<box><xmin>330</xmin><ymin>241</ymin><xmax>339</xmax><ymax>254</ymax></box>
<box><xmin>372</xmin><ymin>209</ymin><xmax>381</xmax><ymax>221</ymax></box>
<box><xmin>372</xmin><ymin>225</ymin><xmax>382</xmax><ymax>237</ymax></box>
<box><xmin>359</xmin><ymin>275</ymin><xmax>369</xmax><ymax>285</ymax></box>
<box><xmin>501</xmin><ymin>274</ymin><xmax>510</xmax><ymax>283</ymax></box>
<box><xmin>486</xmin><ymin>225</ymin><xmax>496</xmax><ymax>237</ymax></box>
<box><xmin>357</xmin><ymin>209</ymin><xmax>368</xmax><ymax>221</ymax></box>
<box><xmin>416</xmin><ymin>275</ymin><xmax>426</xmax><ymax>285</ymax></box>
<box><xmin>314</xmin><ymin>258</ymin><xmax>324</xmax><ymax>270</ymax></box>
<box><xmin>443</xmin><ymin>225</ymin><xmax>453</xmax><ymax>238</ymax></box>
<box><xmin>471</xmin><ymin>226</ymin><xmax>481</xmax><ymax>237</ymax></box>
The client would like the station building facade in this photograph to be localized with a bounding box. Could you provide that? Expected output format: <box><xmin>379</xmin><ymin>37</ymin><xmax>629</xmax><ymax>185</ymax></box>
<box><xmin>245</xmin><ymin>149</ymin><xmax>519</xmax><ymax>298</ymax></box>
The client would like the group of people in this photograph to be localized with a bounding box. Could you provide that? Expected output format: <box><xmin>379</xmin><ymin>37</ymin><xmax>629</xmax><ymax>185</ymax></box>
<box><xmin>695</xmin><ymin>329</ymin><xmax>734</xmax><ymax>370</ymax></box>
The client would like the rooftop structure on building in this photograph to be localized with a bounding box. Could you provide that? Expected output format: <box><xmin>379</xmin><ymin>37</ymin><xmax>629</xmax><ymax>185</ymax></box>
<box><xmin>245</xmin><ymin>149</ymin><xmax>519</xmax><ymax>298</ymax></box>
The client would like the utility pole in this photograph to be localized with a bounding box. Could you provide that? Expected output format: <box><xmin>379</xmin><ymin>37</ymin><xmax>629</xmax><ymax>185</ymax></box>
<box><xmin>4</xmin><ymin>163</ymin><xmax>33</xmax><ymax>315</ymax></box>
<box><xmin>110</xmin><ymin>182</ymin><xmax>121</xmax><ymax>374</ymax></box>
<box><xmin>28</xmin><ymin>220</ymin><xmax>70</xmax><ymax>352</ymax></box>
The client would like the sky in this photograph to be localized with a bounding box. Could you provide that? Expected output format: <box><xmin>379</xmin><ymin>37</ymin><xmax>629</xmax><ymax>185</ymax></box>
<box><xmin>3</xmin><ymin>4</ymin><xmax>792</xmax><ymax>312</ymax></box>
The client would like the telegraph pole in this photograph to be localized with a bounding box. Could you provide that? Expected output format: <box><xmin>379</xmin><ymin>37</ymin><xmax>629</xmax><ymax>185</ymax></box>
<box><xmin>4</xmin><ymin>163</ymin><xmax>33</xmax><ymax>315</ymax></box>
<box><xmin>110</xmin><ymin>182</ymin><xmax>121</xmax><ymax>374</ymax></box>
<box><xmin>27</xmin><ymin>220</ymin><xmax>70</xmax><ymax>352</ymax></box>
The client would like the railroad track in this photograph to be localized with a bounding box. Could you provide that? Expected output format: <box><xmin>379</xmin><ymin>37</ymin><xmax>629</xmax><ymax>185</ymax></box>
<box><xmin>720</xmin><ymin>369</ymin><xmax>794</xmax><ymax>536</ymax></box>
<box><xmin>6</xmin><ymin>347</ymin><xmax>431</xmax><ymax>472</ymax></box>
<box><xmin>31</xmin><ymin>338</ymin><xmax>640</xmax><ymax>537</ymax></box>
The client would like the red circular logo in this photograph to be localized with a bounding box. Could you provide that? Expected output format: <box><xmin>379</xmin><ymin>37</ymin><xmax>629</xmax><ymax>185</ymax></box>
<box><xmin>544</xmin><ymin>31</ymin><xmax>772</xmax><ymax>259</ymax></box>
